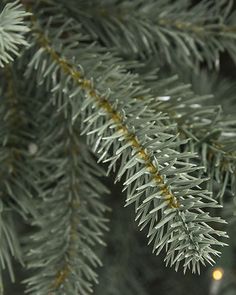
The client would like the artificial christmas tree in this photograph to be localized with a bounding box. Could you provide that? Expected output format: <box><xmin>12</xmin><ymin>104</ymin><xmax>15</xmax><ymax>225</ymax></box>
<box><xmin>0</xmin><ymin>0</ymin><xmax>236</xmax><ymax>294</ymax></box>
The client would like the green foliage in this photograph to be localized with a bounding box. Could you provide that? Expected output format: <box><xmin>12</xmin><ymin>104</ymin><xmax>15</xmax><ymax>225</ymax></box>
<box><xmin>0</xmin><ymin>0</ymin><xmax>236</xmax><ymax>294</ymax></box>
<box><xmin>0</xmin><ymin>66</ymin><xmax>40</xmax><ymax>293</ymax></box>
<box><xmin>61</xmin><ymin>0</ymin><xmax>236</xmax><ymax>68</ymax></box>
<box><xmin>137</xmin><ymin>67</ymin><xmax>236</xmax><ymax>200</ymax></box>
<box><xmin>26</xmin><ymin>3</ymin><xmax>228</xmax><ymax>274</ymax></box>
<box><xmin>22</xmin><ymin>97</ymin><xmax>109</xmax><ymax>295</ymax></box>
<box><xmin>58</xmin><ymin>0</ymin><xmax>236</xmax><ymax>200</ymax></box>
<box><xmin>0</xmin><ymin>1</ymin><xmax>30</xmax><ymax>67</ymax></box>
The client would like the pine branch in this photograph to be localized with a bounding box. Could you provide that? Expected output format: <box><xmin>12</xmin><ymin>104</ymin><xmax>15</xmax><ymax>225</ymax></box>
<box><xmin>0</xmin><ymin>1</ymin><xmax>30</xmax><ymax>67</ymax></box>
<box><xmin>22</xmin><ymin>4</ymin><xmax>228</xmax><ymax>273</ymax></box>
<box><xmin>0</xmin><ymin>66</ymin><xmax>38</xmax><ymax>218</ymax></box>
<box><xmin>186</xmin><ymin>71</ymin><xmax>236</xmax><ymax>199</ymax></box>
<box><xmin>29</xmin><ymin>0</ymin><xmax>236</xmax><ymax>201</ymax></box>
<box><xmin>25</xmin><ymin>0</ymin><xmax>236</xmax><ymax>200</ymax></box>
<box><xmin>23</xmin><ymin>95</ymin><xmax>109</xmax><ymax>295</ymax></box>
<box><xmin>137</xmin><ymin>67</ymin><xmax>236</xmax><ymax>199</ymax></box>
<box><xmin>59</xmin><ymin>0</ymin><xmax>236</xmax><ymax>68</ymax></box>
<box><xmin>0</xmin><ymin>66</ymin><xmax>42</xmax><ymax>292</ymax></box>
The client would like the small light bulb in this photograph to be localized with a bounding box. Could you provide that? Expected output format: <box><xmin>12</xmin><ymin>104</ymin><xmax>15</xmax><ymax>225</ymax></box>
<box><xmin>212</xmin><ymin>268</ymin><xmax>224</xmax><ymax>281</ymax></box>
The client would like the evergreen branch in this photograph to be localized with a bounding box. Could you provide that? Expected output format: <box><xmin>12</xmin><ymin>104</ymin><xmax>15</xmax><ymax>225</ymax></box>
<box><xmin>28</xmin><ymin>23</ymin><xmax>179</xmax><ymax>210</ymax></box>
<box><xmin>0</xmin><ymin>1</ymin><xmax>31</xmax><ymax>67</ymax></box>
<box><xmin>23</xmin><ymin>97</ymin><xmax>109</xmax><ymax>295</ymax></box>
<box><xmin>23</xmin><ymin>6</ymin><xmax>228</xmax><ymax>273</ymax></box>
<box><xmin>0</xmin><ymin>66</ymin><xmax>38</xmax><ymax>218</ymax></box>
<box><xmin>0</xmin><ymin>65</ymin><xmax>40</xmax><ymax>292</ymax></box>
<box><xmin>137</xmin><ymin>68</ymin><xmax>236</xmax><ymax>199</ymax></box>
<box><xmin>25</xmin><ymin>0</ymin><xmax>236</xmax><ymax>201</ymax></box>
<box><xmin>185</xmin><ymin>71</ymin><xmax>236</xmax><ymax>198</ymax></box>
<box><xmin>59</xmin><ymin>0</ymin><xmax>236</xmax><ymax>67</ymax></box>
<box><xmin>27</xmin><ymin>0</ymin><xmax>236</xmax><ymax>199</ymax></box>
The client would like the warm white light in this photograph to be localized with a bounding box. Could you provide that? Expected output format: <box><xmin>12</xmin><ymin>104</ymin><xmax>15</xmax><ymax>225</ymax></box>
<box><xmin>212</xmin><ymin>268</ymin><xmax>224</xmax><ymax>281</ymax></box>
